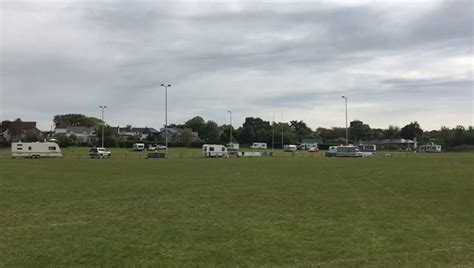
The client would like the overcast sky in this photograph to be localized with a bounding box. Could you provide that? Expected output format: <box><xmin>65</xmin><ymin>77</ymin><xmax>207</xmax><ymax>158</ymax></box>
<box><xmin>1</xmin><ymin>0</ymin><xmax>473</xmax><ymax>131</ymax></box>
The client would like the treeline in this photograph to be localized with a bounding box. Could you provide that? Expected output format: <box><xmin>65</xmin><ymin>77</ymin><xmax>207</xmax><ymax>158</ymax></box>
<box><xmin>2</xmin><ymin>114</ymin><xmax>473</xmax><ymax>150</ymax></box>
<box><xmin>181</xmin><ymin>116</ymin><xmax>474</xmax><ymax>149</ymax></box>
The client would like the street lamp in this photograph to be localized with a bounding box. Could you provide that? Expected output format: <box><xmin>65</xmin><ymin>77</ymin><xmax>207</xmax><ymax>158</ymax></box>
<box><xmin>228</xmin><ymin>110</ymin><xmax>232</xmax><ymax>144</ymax></box>
<box><xmin>160</xmin><ymin>84</ymin><xmax>171</xmax><ymax>157</ymax></box>
<box><xmin>341</xmin><ymin>96</ymin><xmax>348</xmax><ymax>145</ymax></box>
<box><xmin>99</xmin><ymin>105</ymin><xmax>107</xmax><ymax>148</ymax></box>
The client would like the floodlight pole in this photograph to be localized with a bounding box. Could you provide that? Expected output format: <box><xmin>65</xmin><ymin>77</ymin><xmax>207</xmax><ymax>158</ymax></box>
<box><xmin>228</xmin><ymin>110</ymin><xmax>232</xmax><ymax>143</ymax></box>
<box><xmin>161</xmin><ymin>84</ymin><xmax>171</xmax><ymax>157</ymax></box>
<box><xmin>281</xmin><ymin>110</ymin><xmax>284</xmax><ymax>150</ymax></box>
<box><xmin>99</xmin><ymin>105</ymin><xmax>107</xmax><ymax>148</ymax></box>
<box><xmin>342</xmin><ymin>96</ymin><xmax>348</xmax><ymax>145</ymax></box>
<box><xmin>272</xmin><ymin>111</ymin><xmax>275</xmax><ymax>151</ymax></box>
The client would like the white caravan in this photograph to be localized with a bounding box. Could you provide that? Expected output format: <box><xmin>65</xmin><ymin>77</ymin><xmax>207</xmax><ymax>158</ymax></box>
<box><xmin>226</xmin><ymin>143</ymin><xmax>240</xmax><ymax>150</ymax></box>
<box><xmin>250</xmin><ymin>142</ymin><xmax>267</xmax><ymax>149</ymax></box>
<box><xmin>299</xmin><ymin>143</ymin><xmax>318</xmax><ymax>150</ymax></box>
<box><xmin>133</xmin><ymin>143</ymin><xmax>145</xmax><ymax>151</ymax></box>
<box><xmin>202</xmin><ymin>144</ymin><xmax>228</xmax><ymax>157</ymax></box>
<box><xmin>11</xmin><ymin>142</ymin><xmax>62</xmax><ymax>158</ymax></box>
<box><xmin>418</xmin><ymin>144</ymin><xmax>442</xmax><ymax>153</ymax></box>
<box><xmin>283</xmin><ymin>145</ymin><xmax>297</xmax><ymax>152</ymax></box>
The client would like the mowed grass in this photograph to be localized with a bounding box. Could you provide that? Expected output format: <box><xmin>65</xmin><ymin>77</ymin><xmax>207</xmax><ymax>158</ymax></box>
<box><xmin>0</xmin><ymin>153</ymin><xmax>473</xmax><ymax>266</ymax></box>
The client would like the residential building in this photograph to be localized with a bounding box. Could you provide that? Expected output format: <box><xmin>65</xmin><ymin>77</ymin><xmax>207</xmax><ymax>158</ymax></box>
<box><xmin>116</xmin><ymin>125</ymin><xmax>159</xmax><ymax>140</ymax></box>
<box><xmin>54</xmin><ymin>126</ymin><xmax>96</xmax><ymax>144</ymax></box>
<box><xmin>160</xmin><ymin>127</ymin><xmax>199</xmax><ymax>143</ymax></box>
<box><xmin>0</xmin><ymin>120</ymin><xmax>41</xmax><ymax>141</ymax></box>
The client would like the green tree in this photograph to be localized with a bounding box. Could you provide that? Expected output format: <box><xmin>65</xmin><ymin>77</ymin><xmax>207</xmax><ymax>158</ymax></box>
<box><xmin>383</xmin><ymin>125</ymin><xmax>401</xmax><ymax>139</ymax></box>
<box><xmin>7</xmin><ymin>119</ymin><xmax>24</xmax><ymax>141</ymax></box>
<box><xmin>57</xmin><ymin>135</ymin><xmax>72</xmax><ymax>148</ymax></box>
<box><xmin>400</xmin><ymin>121</ymin><xmax>423</xmax><ymax>140</ymax></box>
<box><xmin>349</xmin><ymin>120</ymin><xmax>371</xmax><ymax>142</ymax></box>
<box><xmin>54</xmin><ymin>114</ymin><xmax>103</xmax><ymax>128</ymax></box>
<box><xmin>184</xmin><ymin>116</ymin><xmax>206</xmax><ymax>137</ymax></box>
<box><xmin>24</xmin><ymin>130</ymin><xmax>41</xmax><ymax>142</ymax></box>
<box><xmin>201</xmin><ymin>121</ymin><xmax>220</xmax><ymax>143</ymax></box>
<box><xmin>181</xmin><ymin>129</ymin><xmax>194</xmax><ymax>145</ymax></box>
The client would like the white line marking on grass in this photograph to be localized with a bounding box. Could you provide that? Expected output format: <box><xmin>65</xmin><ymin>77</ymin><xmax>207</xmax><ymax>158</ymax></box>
<box><xmin>2</xmin><ymin>221</ymin><xmax>92</xmax><ymax>230</ymax></box>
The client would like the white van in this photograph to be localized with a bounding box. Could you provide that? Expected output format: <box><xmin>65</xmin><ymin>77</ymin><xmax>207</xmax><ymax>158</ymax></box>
<box><xmin>283</xmin><ymin>145</ymin><xmax>297</xmax><ymax>152</ymax></box>
<box><xmin>11</xmin><ymin>142</ymin><xmax>62</xmax><ymax>158</ymax></box>
<box><xmin>202</xmin><ymin>144</ymin><xmax>228</xmax><ymax>157</ymax></box>
<box><xmin>133</xmin><ymin>143</ymin><xmax>145</xmax><ymax>151</ymax></box>
<box><xmin>250</xmin><ymin>142</ymin><xmax>267</xmax><ymax>149</ymax></box>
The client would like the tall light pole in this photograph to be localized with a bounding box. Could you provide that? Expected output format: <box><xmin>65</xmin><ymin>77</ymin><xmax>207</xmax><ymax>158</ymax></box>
<box><xmin>280</xmin><ymin>110</ymin><xmax>284</xmax><ymax>149</ymax></box>
<box><xmin>99</xmin><ymin>105</ymin><xmax>107</xmax><ymax>148</ymax></box>
<box><xmin>228</xmin><ymin>110</ymin><xmax>232</xmax><ymax>144</ymax></box>
<box><xmin>341</xmin><ymin>96</ymin><xmax>348</xmax><ymax>145</ymax></box>
<box><xmin>161</xmin><ymin>84</ymin><xmax>171</xmax><ymax>157</ymax></box>
<box><xmin>272</xmin><ymin>111</ymin><xmax>275</xmax><ymax>151</ymax></box>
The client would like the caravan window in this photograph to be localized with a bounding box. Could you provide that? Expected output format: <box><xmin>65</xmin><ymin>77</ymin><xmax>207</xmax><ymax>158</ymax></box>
<box><xmin>17</xmin><ymin>147</ymin><xmax>23</xmax><ymax>150</ymax></box>
<box><xmin>28</xmin><ymin>146</ymin><xmax>32</xmax><ymax>150</ymax></box>
<box><xmin>221</xmin><ymin>147</ymin><xmax>225</xmax><ymax>152</ymax></box>
<box><xmin>49</xmin><ymin>146</ymin><xmax>56</xmax><ymax>150</ymax></box>
<box><xmin>209</xmin><ymin>147</ymin><xmax>215</xmax><ymax>152</ymax></box>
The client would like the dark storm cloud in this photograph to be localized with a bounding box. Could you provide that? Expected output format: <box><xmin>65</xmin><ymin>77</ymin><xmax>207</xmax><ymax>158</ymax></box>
<box><xmin>1</xmin><ymin>0</ymin><xmax>472</xmax><ymax>130</ymax></box>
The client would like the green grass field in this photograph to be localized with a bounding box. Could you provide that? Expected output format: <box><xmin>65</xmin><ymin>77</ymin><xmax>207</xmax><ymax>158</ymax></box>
<box><xmin>1</xmin><ymin>150</ymin><xmax>473</xmax><ymax>266</ymax></box>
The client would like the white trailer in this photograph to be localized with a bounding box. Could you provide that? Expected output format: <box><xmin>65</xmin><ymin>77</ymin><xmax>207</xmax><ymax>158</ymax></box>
<box><xmin>250</xmin><ymin>142</ymin><xmax>267</xmax><ymax>149</ymax></box>
<box><xmin>133</xmin><ymin>143</ymin><xmax>145</xmax><ymax>151</ymax></box>
<box><xmin>418</xmin><ymin>144</ymin><xmax>442</xmax><ymax>153</ymax></box>
<box><xmin>202</xmin><ymin>144</ymin><xmax>228</xmax><ymax>157</ymax></box>
<box><xmin>11</xmin><ymin>142</ymin><xmax>62</xmax><ymax>158</ymax></box>
<box><xmin>226</xmin><ymin>143</ymin><xmax>240</xmax><ymax>150</ymax></box>
<box><xmin>299</xmin><ymin>143</ymin><xmax>318</xmax><ymax>150</ymax></box>
<box><xmin>283</xmin><ymin>145</ymin><xmax>297</xmax><ymax>152</ymax></box>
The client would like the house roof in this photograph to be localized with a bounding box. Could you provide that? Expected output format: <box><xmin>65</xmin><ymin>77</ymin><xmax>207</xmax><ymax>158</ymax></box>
<box><xmin>1</xmin><ymin>120</ymin><xmax>38</xmax><ymax>132</ymax></box>
<box><xmin>117</xmin><ymin>126</ymin><xmax>159</xmax><ymax>134</ymax></box>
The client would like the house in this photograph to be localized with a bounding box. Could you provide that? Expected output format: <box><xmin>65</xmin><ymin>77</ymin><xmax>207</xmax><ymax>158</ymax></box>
<box><xmin>359</xmin><ymin>138</ymin><xmax>416</xmax><ymax>150</ymax></box>
<box><xmin>0</xmin><ymin>120</ymin><xmax>42</xmax><ymax>142</ymax></box>
<box><xmin>54</xmin><ymin>126</ymin><xmax>96</xmax><ymax>143</ymax></box>
<box><xmin>116</xmin><ymin>125</ymin><xmax>159</xmax><ymax>140</ymax></box>
<box><xmin>160</xmin><ymin>127</ymin><xmax>199</xmax><ymax>143</ymax></box>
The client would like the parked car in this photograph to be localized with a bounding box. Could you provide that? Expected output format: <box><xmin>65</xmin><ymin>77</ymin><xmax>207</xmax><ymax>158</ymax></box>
<box><xmin>89</xmin><ymin>147</ymin><xmax>111</xmax><ymax>159</ymax></box>
<box><xmin>148</xmin><ymin>144</ymin><xmax>167</xmax><ymax>151</ymax></box>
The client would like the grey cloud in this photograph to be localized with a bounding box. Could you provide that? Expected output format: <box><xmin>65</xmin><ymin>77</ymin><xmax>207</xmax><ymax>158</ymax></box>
<box><xmin>1</xmin><ymin>0</ymin><xmax>472</xmax><ymax>130</ymax></box>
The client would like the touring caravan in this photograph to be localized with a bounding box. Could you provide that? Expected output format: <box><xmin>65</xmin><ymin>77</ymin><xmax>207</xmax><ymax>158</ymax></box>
<box><xmin>359</xmin><ymin>144</ymin><xmax>377</xmax><ymax>153</ymax></box>
<box><xmin>299</xmin><ymin>143</ymin><xmax>318</xmax><ymax>150</ymax></box>
<box><xmin>418</xmin><ymin>144</ymin><xmax>442</xmax><ymax>153</ymax></box>
<box><xmin>250</xmin><ymin>142</ymin><xmax>267</xmax><ymax>149</ymax></box>
<box><xmin>11</xmin><ymin>142</ymin><xmax>62</xmax><ymax>158</ymax></box>
<box><xmin>202</xmin><ymin>144</ymin><xmax>228</xmax><ymax>157</ymax></box>
<box><xmin>133</xmin><ymin>143</ymin><xmax>145</xmax><ymax>151</ymax></box>
<box><xmin>226</xmin><ymin>143</ymin><xmax>240</xmax><ymax>150</ymax></box>
<box><xmin>283</xmin><ymin>145</ymin><xmax>297</xmax><ymax>152</ymax></box>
